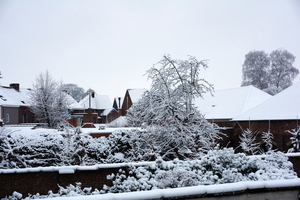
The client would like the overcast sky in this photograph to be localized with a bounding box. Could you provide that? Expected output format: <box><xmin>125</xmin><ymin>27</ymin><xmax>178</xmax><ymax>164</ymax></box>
<box><xmin>1</xmin><ymin>0</ymin><xmax>300</xmax><ymax>101</ymax></box>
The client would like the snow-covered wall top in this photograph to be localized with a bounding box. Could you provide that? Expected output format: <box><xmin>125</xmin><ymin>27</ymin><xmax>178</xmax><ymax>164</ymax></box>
<box><xmin>29</xmin><ymin>179</ymin><xmax>300</xmax><ymax>200</ymax></box>
<box><xmin>0</xmin><ymin>161</ymin><xmax>155</xmax><ymax>174</ymax></box>
<box><xmin>194</xmin><ymin>85</ymin><xmax>271</xmax><ymax>119</ymax></box>
<box><xmin>2</xmin><ymin>152</ymin><xmax>300</xmax><ymax>174</ymax></box>
<box><xmin>232</xmin><ymin>81</ymin><xmax>300</xmax><ymax>121</ymax></box>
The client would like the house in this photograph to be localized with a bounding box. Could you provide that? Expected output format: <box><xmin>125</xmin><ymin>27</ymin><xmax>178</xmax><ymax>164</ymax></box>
<box><xmin>194</xmin><ymin>85</ymin><xmax>272</xmax><ymax>122</ymax></box>
<box><xmin>0</xmin><ymin>83</ymin><xmax>35</xmax><ymax>125</ymax></box>
<box><xmin>194</xmin><ymin>85</ymin><xmax>272</xmax><ymax>148</ymax></box>
<box><xmin>232</xmin><ymin>81</ymin><xmax>300</xmax><ymax>152</ymax></box>
<box><xmin>120</xmin><ymin>88</ymin><xmax>147</xmax><ymax>116</ymax></box>
<box><xmin>113</xmin><ymin>96</ymin><xmax>124</xmax><ymax>117</ymax></box>
<box><xmin>69</xmin><ymin>92</ymin><xmax>118</xmax><ymax>126</ymax></box>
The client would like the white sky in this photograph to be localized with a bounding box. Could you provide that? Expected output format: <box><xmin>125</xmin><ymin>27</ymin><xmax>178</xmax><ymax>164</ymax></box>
<box><xmin>1</xmin><ymin>0</ymin><xmax>300</xmax><ymax>102</ymax></box>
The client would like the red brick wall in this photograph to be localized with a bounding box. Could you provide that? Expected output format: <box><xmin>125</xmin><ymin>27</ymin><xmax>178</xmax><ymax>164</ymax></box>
<box><xmin>0</xmin><ymin>167</ymin><xmax>123</xmax><ymax>198</ymax></box>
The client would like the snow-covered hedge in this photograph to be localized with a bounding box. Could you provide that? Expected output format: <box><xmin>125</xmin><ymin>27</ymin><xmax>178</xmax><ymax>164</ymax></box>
<box><xmin>0</xmin><ymin>128</ymin><xmax>155</xmax><ymax>168</ymax></box>
<box><xmin>102</xmin><ymin>148</ymin><xmax>297</xmax><ymax>193</ymax></box>
<box><xmin>2</xmin><ymin>148</ymin><xmax>297</xmax><ymax>199</ymax></box>
<box><xmin>0</xmin><ymin>128</ymin><xmax>65</xmax><ymax>168</ymax></box>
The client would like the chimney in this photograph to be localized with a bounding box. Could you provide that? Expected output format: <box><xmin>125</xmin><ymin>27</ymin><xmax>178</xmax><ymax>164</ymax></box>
<box><xmin>89</xmin><ymin>93</ymin><xmax>92</xmax><ymax>109</ymax></box>
<box><xmin>10</xmin><ymin>83</ymin><xmax>20</xmax><ymax>92</ymax></box>
<box><xmin>118</xmin><ymin>97</ymin><xmax>121</xmax><ymax>109</ymax></box>
<box><xmin>118</xmin><ymin>97</ymin><xmax>122</xmax><ymax>117</ymax></box>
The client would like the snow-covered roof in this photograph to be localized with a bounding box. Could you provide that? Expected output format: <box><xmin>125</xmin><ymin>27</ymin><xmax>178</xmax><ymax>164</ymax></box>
<box><xmin>232</xmin><ymin>81</ymin><xmax>300</xmax><ymax>121</ymax></box>
<box><xmin>0</xmin><ymin>87</ymin><xmax>31</xmax><ymax>107</ymax></box>
<box><xmin>128</xmin><ymin>88</ymin><xmax>147</xmax><ymax>103</ymax></box>
<box><xmin>101</xmin><ymin>108</ymin><xmax>115</xmax><ymax>116</ymax></box>
<box><xmin>65</xmin><ymin>94</ymin><xmax>83</xmax><ymax>110</ymax></box>
<box><xmin>194</xmin><ymin>85</ymin><xmax>272</xmax><ymax>120</ymax></box>
<box><xmin>79</xmin><ymin>93</ymin><xmax>112</xmax><ymax>110</ymax></box>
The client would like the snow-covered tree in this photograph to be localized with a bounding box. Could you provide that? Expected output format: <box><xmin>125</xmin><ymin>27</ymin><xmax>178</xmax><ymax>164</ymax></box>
<box><xmin>58</xmin><ymin>122</ymin><xmax>87</xmax><ymax>165</ymax></box>
<box><xmin>241</xmin><ymin>49</ymin><xmax>299</xmax><ymax>95</ymax></box>
<box><xmin>239</xmin><ymin>128</ymin><xmax>260</xmax><ymax>155</ymax></box>
<box><xmin>241</xmin><ymin>51</ymin><xmax>270</xmax><ymax>90</ymax></box>
<box><xmin>62</xmin><ymin>83</ymin><xmax>85</xmax><ymax>102</ymax></box>
<box><xmin>266</xmin><ymin>49</ymin><xmax>299</xmax><ymax>95</ymax></box>
<box><xmin>28</xmin><ymin>71</ymin><xmax>70</xmax><ymax>128</ymax></box>
<box><xmin>127</xmin><ymin>55</ymin><xmax>222</xmax><ymax>160</ymax></box>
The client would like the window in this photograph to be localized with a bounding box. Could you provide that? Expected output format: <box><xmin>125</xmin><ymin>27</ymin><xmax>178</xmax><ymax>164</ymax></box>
<box><xmin>5</xmin><ymin>114</ymin><xmax>9</xmax><ymax>123</ymax></box>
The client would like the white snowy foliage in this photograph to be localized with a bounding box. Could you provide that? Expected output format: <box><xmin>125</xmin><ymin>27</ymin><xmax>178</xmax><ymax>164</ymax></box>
<box><xmin>239</xmin><ymin>128</ymin><xmax>260</xmax><ymax>155</ymax></box>
<box><xmin>287</xmin><ymin>126</ymin><xmax>300</xmax><ymax>153</ymax></box>
<box><xmin>127</xmin><ymin>55</ymin><xmax>222</xmax><ymax>159</ymax></box>
<box><xmin>107</xmin><ymin>116</ymin><xmax>128</xmax><ymax>128</ymax></box>
<box><xmin>0</xmin><ymin>127</ymin><xmax>65</xmax><ymax>168</ymax></box>
<box><xmin>102</xmin><ymin>148</ymin><xmax>297</xmax><ymax>194</ymax></box>
<box><xmin>28</xmin><ymin>71</ymin><xmax>70</xmax><ymax>128</ymax></box>
<box><xmin>261</xmin><ymin>130</ymin><xmax>275</xmax><ymax>152</ymax></box>
<box><xmin>2</xmin><ymin>149</ymin><xmax>297</xmax><ymax>199</ymax></box>
<box><xmin>3</xmin><ymin>183</ymin><xmax>100</xmax><ymax>200</ymax></box>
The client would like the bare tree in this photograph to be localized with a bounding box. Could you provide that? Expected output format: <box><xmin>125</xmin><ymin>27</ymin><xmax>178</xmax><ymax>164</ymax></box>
<box><xmin>28</xmin><ymin>71</ymin><xmax>69</xmax><ymax>128</ymax></box>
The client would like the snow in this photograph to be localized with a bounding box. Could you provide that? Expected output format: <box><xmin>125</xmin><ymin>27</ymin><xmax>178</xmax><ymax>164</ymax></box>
<box><xmin>107</xmin><ymin>116</ymin><xmax>127</xmax><ymax>127</ymax></box>
<box><xmin>28</xmin><ymin>178</ymin><xmax>300</xmax><ymax>200</ymax></box>
<box><xmin>58</xmin><ymin>167</ymin><xmax>75</xmax><ymax>174</ymax></box>
<box><xmin>80</xmin><ymin>124</ymin><xmax>140</xmax><ymax>134</ymax></box>
<box><xmin>127</xmin><ymin>89</ymin><xmax>147</xmax><ymax>103</ymax></box>
<box><xmin>78</xmin><ymin>94</ymin><xmax>112</xmax><ymax>110</ymax></box>
<box><xmin>1</xmin><ymin>126</ymin><xmax>300</xmax><ymax>199</ymax></box>
<box><xmin>232</xmin><ymin>81</ymin><xmax>300</xmax><ymax>121</ymax></box>
<box><xmin>65</xmin><ymin>94</ymin><xmax>83</xmax><ymax>110</ymax></box>
<box><xmin>194</xmin><ymin>85</ymin><xmax>271</xmax><ymax>120</ymax></box>
<box><xmin>0</xmin><ymin>86</ymin><xmax>31</xmax><ymax>107</ymax></box>
<box><xmin>100</xmin><ymin>108</ymin><xmax>114</xmax><ymax>116</ymax></box>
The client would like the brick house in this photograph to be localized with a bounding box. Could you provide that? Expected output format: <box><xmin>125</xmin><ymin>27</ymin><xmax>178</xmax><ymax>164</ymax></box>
<box><xmin>68</xmin><ymin>92</ymin><xmax>118</xmax><ymax>127</ymax></box>
<box><xmin>232</xmin><ymin>81</ymin><xmax>300</xmax><ymax>152</ymax></box>
<box><xmin>119</xmin><ymin>88</ymin><xmax>147</xmax><ymax>116</ymax></box>
<box><xmin>194</xmin><ymin>85</ymin><xmax>272</xmax><ymax>149</ymax></box>
<box><xmin>0</xmin><ymin>83</ymin><xmax>35</xmax><ymax>125</ymax></box>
